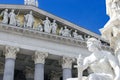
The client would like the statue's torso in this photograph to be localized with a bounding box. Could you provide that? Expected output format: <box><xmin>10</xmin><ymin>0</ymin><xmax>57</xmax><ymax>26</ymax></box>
<box><xmin>88</xmin><ymin>53</ymin><xmax>114</xmax><ymax>77</ymax></box>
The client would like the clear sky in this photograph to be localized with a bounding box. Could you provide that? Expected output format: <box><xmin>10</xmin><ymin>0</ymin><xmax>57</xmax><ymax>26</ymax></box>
<box><xmin>0</xmin><ymin>0</ymin><xmax>109</xmax><ymax>34</ymax></box>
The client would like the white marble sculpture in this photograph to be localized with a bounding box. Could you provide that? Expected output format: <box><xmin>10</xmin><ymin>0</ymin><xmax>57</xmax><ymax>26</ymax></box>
<box><xmin>24</xmin><ymin>11</ymin><xmax>34</xmax><ymax>28</ymax></box>
<box><xmin>35</xmin><ymin>23</ymin><xmax>43</xmax><ymax>31</ymax></box>
<box><xmin>43</xmin><ymin>17</ymin><xmax>51</xmax><ymax>33</ymax></box>
<box><xmin>106</xmin><ymin>0</ymin><xmax>120</xmax><ymax>18</ymax></box>
<box><xmin>9</xmin><ymin>9</ymin><xmax>17</xmax><ymax>26</ymax></box>
<box><xmin>35</xmin><ymin>0</ymin><xmax>39</xmax><ymax>7</ymax></box>
<box><xmin>51</xmin><ymin>20</ymin><xmax>58</xmax><ymax>34</ymax></box>
<box><xmin>62</xmin><ymin>26</ymin><xmax>71</xmax><ymax>37</ymax></box>
<box><xmin>24</xmin><ymin>0</ymin><xmax>39</xmax><ymax>7</ymax></box>
<box><xmin>67</xmin><ymin>38</ymin><xmax>120</xmax><ymax>80</ymax></box>
<box><xmin>0</xmin><ymin>9</ymin><xmax>8</xmax><ymax>24</ymax></box>
<box><xmin>100</xmin><ymin>0</ymin><xmax>120</xmax><ymax>70</ymax></box>
<box><xmin>73</xmin><ymin>30</ymin><xmax>84</xmax><ymax>40</ymax></box>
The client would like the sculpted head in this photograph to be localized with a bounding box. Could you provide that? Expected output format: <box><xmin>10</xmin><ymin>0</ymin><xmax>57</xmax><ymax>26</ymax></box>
<box><xmin>75</xmin><ymin>30</ymin><xmax>77</xmax><ymax>32</ymax></box>
<box><xmin>46</xmin><ymin>17</ymin><xmax>48</xmax><ymax>20</ymax></box>
<box><xmin>53</xmin><ymin>20</ymin><xmax>56</xmax><ymax>23</ymax></box>
<box><xmin>87</xmin><ymin>38</ymin><xmax>101</xmax><ymax>52</ymax></box>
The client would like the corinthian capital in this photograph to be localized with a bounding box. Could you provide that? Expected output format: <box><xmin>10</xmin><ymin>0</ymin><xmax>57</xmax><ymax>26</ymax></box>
<box><xmin>5</xmin><ymin>46</ymin><xmax>20</xmax><ymax>59</ymax></box>
<box><xmin>33</xmin><ymin>51</ymin><xmax>48</xmax><ymax>64</ymax></box>
<box><xmin>62</xmin><ymin>56</ymin><xmax>74</xmax><ymax>69</ymax></box>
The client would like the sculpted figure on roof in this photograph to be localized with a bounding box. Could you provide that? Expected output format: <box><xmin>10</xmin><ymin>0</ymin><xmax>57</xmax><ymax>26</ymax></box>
<box><xmin>62</xmin><ymin>26</ymin><xmax>71</xmax><ymax>37</ymax></box>
<box><xmin>0</xmin><ymin>9</ymin><xmax>8</xmax><ymax>24</ymax></box>
<box><xmin>51</xmin><ymin>20</ymin><xmax>58</xmax><ymax>34</ymax></box>
<box><xmin>24</xmin><ymin>0</ymin><xmax>39</xmax><ymax>7</ymax></box>
<box><xmin>9</xmin><ymin>9</ymin><xmax>17</xmax><ymax>26</ymax></box>
<box><xmin>24</xmin><ymin>11</ymin><xmax>34</xmax><ymax>28</ymax></box>
<box><xmin>73</xmin><ymin>30</ymin><xmax>84</xmax><ymax>40</ymax></box>
<box><xmin>43</xmin><ymin>17</ymin><xmax>51</xmax><ymax>33</ymax></box>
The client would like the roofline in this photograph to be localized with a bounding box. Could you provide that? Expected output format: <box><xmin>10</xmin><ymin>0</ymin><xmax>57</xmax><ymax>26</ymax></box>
<box><xmin>0</xmin><ymin>4</ymin><xmax>101</xmax><ymax>39</ymax></box>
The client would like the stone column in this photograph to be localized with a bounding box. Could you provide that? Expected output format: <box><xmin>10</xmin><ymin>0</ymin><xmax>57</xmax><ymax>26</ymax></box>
<box><xmin>3</xmin><ymin>46</ymin><xmax>19</xmax><ymax>80</ymax></box>
<box><xmin>62</xmin><ymin>57</ymin><xmax>74</xmax><ymax>80</ymax></box>
<box><xmin>33</xmin><ymin>51</ymin><xmax>48</xmax><ymax>80</ymax></box>
<box><xmin>0</xmin><ymin>62</ymin><xmax>4</xmax><ymax>80</ymax></box>
<box><xmin>25</xmin><ymin>66</ymin><xmax>34</xmax><ymax>80</ymax></box>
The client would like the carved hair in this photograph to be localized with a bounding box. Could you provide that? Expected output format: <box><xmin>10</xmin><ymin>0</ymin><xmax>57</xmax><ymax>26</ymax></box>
<box><xmin>87</xmin><ymin>37</ymin><xmax>102</xmax><ymax>50</ymax></box>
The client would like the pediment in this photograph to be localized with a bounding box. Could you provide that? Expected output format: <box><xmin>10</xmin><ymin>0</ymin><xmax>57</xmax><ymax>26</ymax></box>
<box><xmin>0</xmin><ymin>4</ymin><xmax>110</xmax><ymax>48</ymax></box>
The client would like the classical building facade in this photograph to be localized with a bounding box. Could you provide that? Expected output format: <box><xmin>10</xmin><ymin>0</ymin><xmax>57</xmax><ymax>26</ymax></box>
<box><xmin>0</xmin><ymin>4</ymin><xmax>112</xmax><ymax>80</ymax></box>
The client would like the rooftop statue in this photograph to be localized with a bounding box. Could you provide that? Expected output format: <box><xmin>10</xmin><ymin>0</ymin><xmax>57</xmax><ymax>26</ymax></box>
<box><xmin>43</xmin><ymin>17</ymin><xmax>51</xmax><ymax>33</ymax></box>
<box><xmin>24</xmin><ymin>0</ymin><xmax>39</xmax><ymax>7</ymax></box>
<box><xmin>67</xmin><ymin>38</ymin><xmax>120</xmax><ymax>80</ymax></box>
<box><xmin>0</xmin><ymin>9</ymin><xmax>8</xmax><ymax>24</ymax></box>
<box><xmin>51</xmin><ymin>20</ymin><xmax>58</xmax><ymax>34</ymax></box>
<box><xmin>9</xmin><ymin>9</ymin><xmax>17</xmax><ymax>26</ymax></box>
<box><xmin>35</xmin><ymin>23</ymin><xmax>43</xmax><ymax>32</ymax></box>
<box><xmin>62</xmin><ymin>26</ymin><xmax>71</xmax><ymax>37</ymax></box>
<box><xmin>73</xmin><ymin>30</ymin><xmax>84</xmax><ymax>40</ymax></box>
<box><xmin>24</xmin><ymin>11</ymin><xmax>34</xmax><ymax>28</ymax></box>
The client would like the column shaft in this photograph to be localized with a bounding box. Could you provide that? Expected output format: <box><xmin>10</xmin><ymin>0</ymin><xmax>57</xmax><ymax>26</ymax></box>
<box><xmin>3</xmin><ymin>58</ymin><xmax>15</xmax><ymax>80</ymax></box>
<box><xmin>34</xmin><ymin>63</ymin><xmax>44</xmax><ymax>80</ymax></box>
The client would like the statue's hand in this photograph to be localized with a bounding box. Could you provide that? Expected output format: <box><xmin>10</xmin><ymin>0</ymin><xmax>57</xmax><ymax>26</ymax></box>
<box><xmin>77</xmin><ymin>54</ymin><xmax>84</xmax><ymax>66</ymax></box>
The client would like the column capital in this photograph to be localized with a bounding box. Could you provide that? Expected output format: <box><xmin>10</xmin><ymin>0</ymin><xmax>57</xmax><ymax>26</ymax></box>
<box><xmin>33</xmin><ymin>51</ymin><xmax>48</xmax><ymax>64</ymax></box>
<box><xmin>4</xmin><ymin>46</ymin><xmax>20</xmax><ymax>59</ymax></box>
<box><xmin>62</xmin><ymin>56</ymin><xmax>75</xmax><ymax>69</ymax></box>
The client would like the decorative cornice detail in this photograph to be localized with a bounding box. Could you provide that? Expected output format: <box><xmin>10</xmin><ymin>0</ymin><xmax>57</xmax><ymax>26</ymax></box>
<box><xmin>62</xmin><ymin>56</ymin><xmax>75</xmax><ymax>69</ymax></box>
<box><xmin>33</xmin><ymin>51</ymin><xmax>48</xmax><ymax>64</ymax></box>
<box><xmin>4</xmin><ymin>45</ymin><xmax>19</xmax><ymax>59</ymax></box>
<box><xmin>0</xmin><ymin>23</ymin><xmax>111</xmax><ymax>50</ymax></box>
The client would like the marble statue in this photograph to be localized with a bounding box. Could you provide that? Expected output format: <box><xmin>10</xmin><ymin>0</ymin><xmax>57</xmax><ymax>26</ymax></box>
<box><xmin>24</xmin><ymin>0</ymin><xmax>27</xmax><ymax>5</ymax></box>
<box><xmin>62</xmin><ymin>26</ymin><xmax>71</xmax><ymax>37</ymax></box>
<box><xmin>73</xmin><ymin>30</ymin><xmax>84</xmax><ymax>40</ymax></box>
<box><xmin>24</xmin><ymin>11</ymin><xmax>34</xmax><ymax>28</ymax></box>
<box><xmin>51</xmin><ymin>20</ymin><xmax>58</xmax><ymax>34</ymax></box>
<box><xmin>106</xmin><ymin>0</ymin><xmax>120</xmax><ymax>18</ymax></box>
<box><xmin>35</xmin><ymin>23</ymin><xmax>43</xmax><ymax>31</ymax></box>
<box><xmin>9</xmin><ymin>9</ymin><xmax>17</xmax><ymax>26</ymax></box>
<box><xmin>24</xmin><ymin>0</ymin><xmax>38</xmax><ymax>7</ymax></box>
<box><xmin>35</xmin><ymin>0</ymin><xmax>39</xmax><ymax>7</ymax></box>
<box><xmin>83</xmin><ymin>38</ymin><xmax>120</xmax><ymax>80</ymax></box>
<box><xmin>67</xmin><ymin>38</ymin><xmax>120</xmax><ymax>80</ymax></box>
<box><xmin>59</xmin><ymin>27</ymin><xmax>63</xmax><ymax>35</ymax></box>
<box><xmin>43</xmin><ymin>17</ymin><xmax>51</xmax><ymax>33</ymax></box>
<box><xmin>0</xmin><ymin>9</ymin><xmax>9</xmax><ymax>24</ymax></box>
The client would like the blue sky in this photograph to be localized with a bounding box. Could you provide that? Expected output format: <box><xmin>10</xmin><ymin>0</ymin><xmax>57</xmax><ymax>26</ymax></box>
<box><xmin>0</xmin><ymin>0</ymin><xmax>109</xmax><ymax>34</ymax></box>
